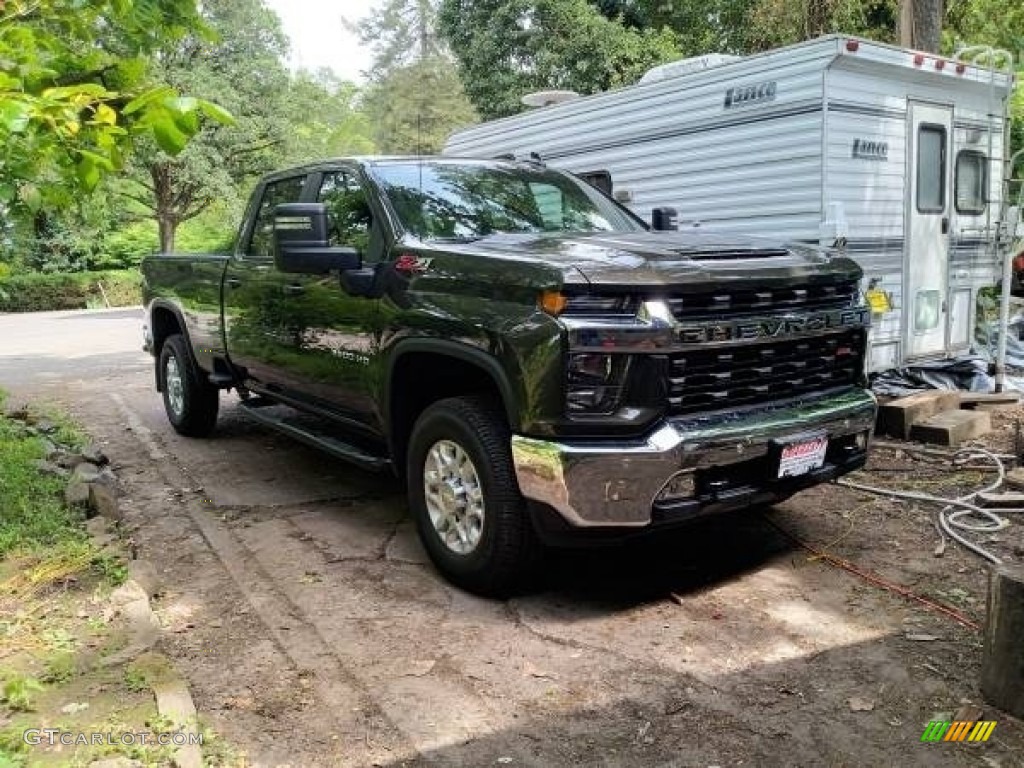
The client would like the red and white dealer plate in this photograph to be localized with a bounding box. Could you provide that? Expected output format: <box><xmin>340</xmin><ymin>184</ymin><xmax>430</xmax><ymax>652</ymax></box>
<box><xmin>777</xmin><ymin>434</ymin><xmax>829</xmax><ymax>478</ymax></box>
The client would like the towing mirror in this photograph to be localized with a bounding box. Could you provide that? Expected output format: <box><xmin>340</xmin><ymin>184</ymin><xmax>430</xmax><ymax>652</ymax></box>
<box><xmin>273</xmin><ymin>203</ymin><xmax>361</xmax><ymax>274</ymax></box>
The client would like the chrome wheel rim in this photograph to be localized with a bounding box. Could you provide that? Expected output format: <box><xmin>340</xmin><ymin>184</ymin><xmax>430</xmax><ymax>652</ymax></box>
<box><xmin>423</xmin><ymin>439</ymin><xmax>485</xmax><ymax>555</ymax></box>
<box><xmin>165</xmin><ymin>355</ymin><xmax>185</xmax><ymax>418</ymax></box>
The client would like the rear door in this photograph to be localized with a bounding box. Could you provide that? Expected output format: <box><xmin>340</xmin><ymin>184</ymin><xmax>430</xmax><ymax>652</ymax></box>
<box><xmin>905</xmin><ymin>102</ymin><xmax>953</xmax><ymax>358</ymax></box>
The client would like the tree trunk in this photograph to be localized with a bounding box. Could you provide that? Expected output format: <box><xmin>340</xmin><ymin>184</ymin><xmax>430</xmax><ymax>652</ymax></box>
<box><xmin>158</xmin><ymin>216</ymin><xmax>176</xmax><ymax>253</ymax></box>
<box><xmin>898</xmin><ymin>0</ymin><xmax>944</xmax><ymax>53</ymax></box>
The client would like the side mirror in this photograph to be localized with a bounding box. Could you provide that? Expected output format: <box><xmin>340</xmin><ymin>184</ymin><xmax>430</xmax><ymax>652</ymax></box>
<box><xmin>273</xmin><ymin>203</ymin><xmax>362</xmax><ymax>274</ymax></box>
<box><xmin>651</xmin><ymin>207</ymin><xmax>679</xmax><ymax>231</ymax></box>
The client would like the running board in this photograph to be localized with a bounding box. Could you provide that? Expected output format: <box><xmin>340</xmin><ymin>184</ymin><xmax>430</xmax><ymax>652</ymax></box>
<box><xmin>236</xmin><ymin>400</ymin><xmax>391</xmax><ymax>472</ymax></box>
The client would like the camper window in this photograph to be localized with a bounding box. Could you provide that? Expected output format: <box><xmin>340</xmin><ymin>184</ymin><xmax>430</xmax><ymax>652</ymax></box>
<box><xmin>955</xmin><ymin>150</ymin><xmax>987</xmax><ymax>215</ymax></box>
<box><xmin>916</xmin><ymin>124</ymin><xmax>946</xmax><ymax>214</ymax></box>
<box><xmin>577</xmin><ymin>171</ymin><xmax>613</xmax><ymax>195</ymax></box>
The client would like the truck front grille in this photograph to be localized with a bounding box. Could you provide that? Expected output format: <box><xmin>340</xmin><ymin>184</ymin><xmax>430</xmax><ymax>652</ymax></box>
<box><xmin>667</xmin><ymin>280</ymin><xmax>858</xmax><ymax>319</ymax></box>
<box><xmin>666</xmin><ymin>329</ymin><xmax>865</xmax><ymax>415</ymax></box>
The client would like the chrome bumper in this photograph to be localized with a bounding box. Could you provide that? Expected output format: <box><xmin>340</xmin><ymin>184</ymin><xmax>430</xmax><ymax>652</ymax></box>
<box><xmin>511</xmin><ymin>388</ymin><xmax>877</xmax><ymax>527</ymax></box>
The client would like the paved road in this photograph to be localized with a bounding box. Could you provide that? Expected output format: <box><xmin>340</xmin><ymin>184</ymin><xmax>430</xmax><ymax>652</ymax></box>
<box><xmin>0</xmin><ymin>308</ymin><xmax>1015</xmax><ymax>767</ymax></box>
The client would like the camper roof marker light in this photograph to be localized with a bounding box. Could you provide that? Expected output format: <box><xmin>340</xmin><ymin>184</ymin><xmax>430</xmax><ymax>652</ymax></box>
<box><xmin>956</xmin><ymin>63</ymin><xmax>967</xmax><ymax>74</ymax></box>
<box><xmin>845</xmin><ymin>40</ymin><xmax>859</xmax><ymax>52</ymax></box>
<box><xmin>913</xmin><ymin>53</ymin><xmax>925</xmax><ymax>66</ymax></box>
<box><xmin>935</xmin><ymin>59</ymin><xmax>946</xmax><ymax>70</ymax></box>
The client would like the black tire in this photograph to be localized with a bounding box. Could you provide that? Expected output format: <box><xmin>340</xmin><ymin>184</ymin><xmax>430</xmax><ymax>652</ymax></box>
<box><xmin>158</xmin><ymin>333</ymin><xmax>219</xmax><ymax>437</ymax></box>
<box><xmin>407</xmin><ymin>395</ymin><xmax>542</xmax><ymax>597</ymax></box>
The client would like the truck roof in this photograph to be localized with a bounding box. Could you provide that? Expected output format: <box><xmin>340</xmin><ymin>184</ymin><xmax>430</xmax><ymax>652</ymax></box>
<box><xmin>260</xmin><ymin>155</ymin><xmax>545</xmax><ymax>183</ymax></box>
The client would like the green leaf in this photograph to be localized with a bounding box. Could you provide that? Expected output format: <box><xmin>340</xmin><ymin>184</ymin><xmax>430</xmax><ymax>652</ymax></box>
<box><xmin>42</xmin><ymin>84</ymin><xmax>111</xmax><ymax>100</ymax></box>
<box><xmin>165</xmin><ymin>96</ymin><xmax>199</xmax><ymax>115</ymax></box>
<box><xmin>150</xmin><ymin>118</ymin><xmax>189</xmax><ymax>155</ymax></box>
<box><xmin>123</xmin><ymin>86</ymin><xmax>176</xmax><ymax>116</ymax></box>
<box><xmin>18</xmin><ymin>183</ymin><xmax>42</xmax><ymax>212</ymax></box>
<box><xmin>198</xmin><ymin>99</ymin><xmax>234</xmax><ymax>125</ymax></box>
<box><xmin>0</xmin><ymin>99</ymin><xmax>31</xmax><ymax>133</ymax></box>
<box><xmin>75</xmin><ymin>157</ymin><xmax>101</xmax><ymax>191</ymax></box>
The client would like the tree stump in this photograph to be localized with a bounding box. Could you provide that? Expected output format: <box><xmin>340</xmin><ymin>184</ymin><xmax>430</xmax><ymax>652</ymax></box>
<box><xmin>981</xmin><ymin>564</ymin><xmax>1024</xmax><ymax>718</ymax></box>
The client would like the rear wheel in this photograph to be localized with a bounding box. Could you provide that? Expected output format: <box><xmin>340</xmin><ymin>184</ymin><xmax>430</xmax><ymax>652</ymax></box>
<box><xmin>159</xmin><ymin>334</ymin><xmax>219</xmax><ymax>437</ymax></box>
<box><xmin>407</xmin><ymin>396</ymin><xmax>541</xmax><ymax>597</ymax></box>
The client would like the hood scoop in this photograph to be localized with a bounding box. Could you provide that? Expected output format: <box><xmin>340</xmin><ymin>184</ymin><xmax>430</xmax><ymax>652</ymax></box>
<box><xmin>669</xmin><ymin>247</ymin><xmax>790</xmax><ymax>260</ymax></box>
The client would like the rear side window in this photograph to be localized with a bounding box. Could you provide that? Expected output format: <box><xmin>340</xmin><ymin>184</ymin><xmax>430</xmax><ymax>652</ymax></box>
<box><xmin>577</xmin><ymin>170</ymin><xmax>613</xmax><ymax>195</ymax></box>
<box><xmin>916</xmin><ymin>124</ymin><xmax>946</xmax><ymax>214</ymax></box>
<box><xmin>955</xmin><ymin>150</ymin><xmax>987</xmax><ymax>215</ymax></box>
<box><xmin>247</xmin><ymin>176</ymin><xmax>306</xmax><ymax>260</ymax></box>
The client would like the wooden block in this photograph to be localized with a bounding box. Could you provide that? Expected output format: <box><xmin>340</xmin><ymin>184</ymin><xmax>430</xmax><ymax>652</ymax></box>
<box><xmin>977</xmin><ymin>491</ymin><xmax>1024</xmax><ymax>508</ymax></box>
<box><xmin>982</xmin><ymin>564</ymin><xmax>1024</xmax><ymax>718</ymax></box>
<box><xmin>971</xmin><ymin>402</ymin><xmax>1020</xmax><ymax>413</ymax></box>
<box><xmin>1003</xmin><ymin>467</ymin><xmax>1024</xmax><ymax>492</ymax></box>
<box><xmin>877</xmin><ymin>391</ymin><xmax>961</xmax><ymax>439</ymax></box>
<box><xmin>908</xmin><ymin>409</ymin><xmax>991</xmax><ymax>447</ymax></box>
<box><xmin>960</xmin><ymin>392</ymin><xmax>1022</xmax><ymax>406</ymax></box>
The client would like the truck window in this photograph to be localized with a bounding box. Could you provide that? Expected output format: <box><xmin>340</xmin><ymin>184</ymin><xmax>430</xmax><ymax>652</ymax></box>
<box><xmin>577</xmin><ymin>171</ymin><xmax>613</xmax><ymax>195</ymax></box>
<box><xmin>955</xmin><ymin>150</ymin><xmax>987</xmax><ymax>215</ymax></box>
<box><xmin>318</xmin><ymin>171</ymin><xmax>372</xmax><ymax>254</ymax></box>
<box><xmin>248</xmin><ymin>176</ymin><xmax>306</xmax><ymax>260</ymax></box>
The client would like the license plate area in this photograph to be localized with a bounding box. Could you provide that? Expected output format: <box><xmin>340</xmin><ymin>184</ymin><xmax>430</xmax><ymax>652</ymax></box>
<box><xmin>771</xmin><ymin>431</ymin><xmax>829</xmax><ymax>479</ymax></box>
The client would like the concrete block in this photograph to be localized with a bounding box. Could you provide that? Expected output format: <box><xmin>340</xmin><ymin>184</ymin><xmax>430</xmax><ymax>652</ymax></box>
<box><xmin>909</xmin><ymin>409</ymin><xmax>991</xmax><ymax>447</ymax></box>
<box><xmin>877</xmin><ymin>391</ymin><xmax>960</xmax><ymax>439</ymax></box>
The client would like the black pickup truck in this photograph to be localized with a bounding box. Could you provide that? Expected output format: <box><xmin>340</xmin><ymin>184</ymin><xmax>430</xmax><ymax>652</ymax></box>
<box><xmin>142</xmin><ymin>156</ymin><xmax>876</xmax><ymax>596</ymax></box>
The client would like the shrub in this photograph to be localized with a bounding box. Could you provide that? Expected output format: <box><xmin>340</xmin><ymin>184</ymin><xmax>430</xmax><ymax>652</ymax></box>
<box><xmin>0</xmin><ymin>270</ymin><xmax>142</xmax><ymax>313</ymax></box>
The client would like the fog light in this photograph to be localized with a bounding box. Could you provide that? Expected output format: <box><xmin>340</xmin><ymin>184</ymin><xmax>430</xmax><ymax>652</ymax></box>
<box><xmin>566</xmin><ymin>353</ymin><xmax>629</xmax><ymax>414</ymax></box>
<box><xmin>656</xmin><ymin>470</ymin><xmax>696</xmax><ymax>501</ymax></box>
<box><xmin>854</xmin><ymin>431</ymin><xmax>869</xmax><ymax>450</ymax></box>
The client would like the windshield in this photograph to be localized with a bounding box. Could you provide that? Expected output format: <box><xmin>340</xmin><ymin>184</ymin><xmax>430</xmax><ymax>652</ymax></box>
<box><xmin>370</xmin><ymin>161</ymin><xmax>645</xmax><ymax>240</ymax></box>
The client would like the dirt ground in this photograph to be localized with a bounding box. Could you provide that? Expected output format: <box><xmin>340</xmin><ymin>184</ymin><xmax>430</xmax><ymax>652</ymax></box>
<box><xmin>3</xmin><ymin>308</ymin><xmax>1023</xmax><ymax>767</ymax></box>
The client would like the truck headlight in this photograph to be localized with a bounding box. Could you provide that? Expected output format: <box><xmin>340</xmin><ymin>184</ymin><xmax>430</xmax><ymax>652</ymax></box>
<box><xmin>566</xmin><ymin>353</ymin><xmax>630</xmax><ymax>414</ymax></box>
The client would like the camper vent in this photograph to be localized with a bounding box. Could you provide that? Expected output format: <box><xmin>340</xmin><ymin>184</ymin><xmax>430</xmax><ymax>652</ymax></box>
<box><xmin>671</xmin><ymin>247</ymin><xmax>790</xmax><ymax>260</ymax></box>
<box><xmin>666</xmin><ymin>329</ymin><xmax>865</xmax><ymax>416</ymax></box>
<box><xmin>639</xmin><ymin>54</ymin><xmax>743</xmax><ymax>84</ymax></box>
<box><xmin>667</xmin><ymin>280</ymin><xmax>858</xmax><ymax>318</ymax></box>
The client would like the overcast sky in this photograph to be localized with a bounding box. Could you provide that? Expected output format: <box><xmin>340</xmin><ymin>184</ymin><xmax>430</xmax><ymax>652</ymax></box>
<box><xmin>264</xmin><ymin>0</ymin><xmax>377</xmax><ymax>83</ymax></box>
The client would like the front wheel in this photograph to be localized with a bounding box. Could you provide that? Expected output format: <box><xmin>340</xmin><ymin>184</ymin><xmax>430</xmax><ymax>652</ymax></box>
<box><xmin>407</xmin><ymin>396</ymin><xmax>541</xmax><ymax>597</ymax></box>
<box><xmin>159</xmin><ymin>334</ymin><xmax>219</xmax><ymax>437</ymax></box>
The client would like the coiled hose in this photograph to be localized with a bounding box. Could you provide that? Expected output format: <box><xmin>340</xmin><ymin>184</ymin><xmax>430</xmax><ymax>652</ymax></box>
<box><xmin>837</xmin><ymin>447</ymin><xmax>1016</xmax><ymax>564</ymax></box>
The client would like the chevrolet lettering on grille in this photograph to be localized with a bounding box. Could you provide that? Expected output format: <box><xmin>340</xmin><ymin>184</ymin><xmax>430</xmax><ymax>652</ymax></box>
<box><xmin>677</xmin><ymin>308</ymin><xmax>870</xmax><ymax>345</ymax></box>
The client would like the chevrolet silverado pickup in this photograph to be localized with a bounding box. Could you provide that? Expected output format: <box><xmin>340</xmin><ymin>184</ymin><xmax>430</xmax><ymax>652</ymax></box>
<box><xmin>142</xmin><ymin>156</ymin><xmax>877</xmax><ymax>596</ymax></box>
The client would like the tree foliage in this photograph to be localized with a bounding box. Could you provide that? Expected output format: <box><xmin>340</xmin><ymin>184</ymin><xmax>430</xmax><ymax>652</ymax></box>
<box><xmin>0</xmin><ymin>0</ymin><xmax>230</xmax><ymax>216</ymax></box>
<box><xmin>355</xmin><ymin>0</ymin><xmax>478</xmax><ymax>152</ymax></box>
<box><xmin>439</xmin><ymin>0</ymin><xmax>679</xmax><ymax>118</ymax></box>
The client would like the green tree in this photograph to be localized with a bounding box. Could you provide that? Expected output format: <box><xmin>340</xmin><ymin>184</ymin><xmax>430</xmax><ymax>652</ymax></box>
<box><xmin>356</xmin><ymin>0</ymin><xmax>478</xmax><ymax>152</ymax></box>
<box><xmin>283</xmin><ymin>70</ymin><xmax>376</xmax><ymax>164</ymax></box>
<box><xmin>0</xmin><ymin>0</ymin><xmax>229</xmax><ymax>218</ymax></box>
<box><xmin>119</xmin><ymin>0</ymin><xmax>291</xmax><ymax>252</ymax></box>
<box><xmin>438</xmin><ymin>0</ymin><xmax>680</xmax><ymax>119</ymax></box>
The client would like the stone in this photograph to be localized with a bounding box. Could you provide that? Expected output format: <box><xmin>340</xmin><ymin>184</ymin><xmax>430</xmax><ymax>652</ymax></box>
<box><xmin>1003</xmin><ymin>468</ymin><xmax>1024</xmax><ymax>492</ymax></box>
<box><xmin>877</xmin><ymin>391</ymin><xmax>960</xmax><ymax>439</ymax></box>
<box><xmin>34</xmin><ymin>419</ymin><xmax>57</xmax><ymax>435</ymax></box>
<box><xmin>3</xmin><ymin>402</ymin><xmax>29</xmax><ymax>421</ymax></box>
<box><xmin>64</xmin><ymin>478</ymin><xmax>91</xmax><ymax>507</ymax></box>
<box><xmin>909</xmin><ymin>409</ymin><xmax>991</xmax><ymax>447</ymax></box>
<box><xmin>82</xmin><ymin>443</ymin><xmax>109</xmax><ymax>466</ymax></box>
<box><xmin>128</xmin><ymin>560</ymin><xmax>163</xmax><ymax>599</ymax></box>
<box><xmin>56</xmin><ymin>452</ymin><xmax>87</xmax><ymax>470</ymax></box>
<box><xmin>88</xmin><ymin>482</ymin><xmax>120</xmax><ymax>520</ymax></box>
<box><xmin>34</xmin><ymin>459</ymin><xmax>69</xmax><ymax>479</ymax></box>
<box><xmin>73</xmin><ymin>462</ymin><xmax>101</xmax><ymax>482</ymax></box>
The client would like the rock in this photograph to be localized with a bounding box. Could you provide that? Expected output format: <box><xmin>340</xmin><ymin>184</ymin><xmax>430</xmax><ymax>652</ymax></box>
<box><xmin>96</xmin><ymin>467</ymin><xmax>118</xmax><ymax>488</ymax></box>
<box><xmin>56</xmin><ymin>452</ymin><xmax>87</xmax><ymax>470</ymax></box>
<box><xmin>73</xmin><ymin>462</ymin><xmax>101</xmax><ymax>482</ymax></box>
<box><xmin>128</xmin><ymin>560</ymin><xmax>162</xmax><ymax>599</ymax></box>
<box><xmin>65</xmin><ymin>478</ymin><xmax>91</xmax><ymax>507</ymax></box>
<box><xmin>4</xmin><ymin>402</ymin><xmax>29</xmax><ymax>421</ymax></box>
<box><xmin>82</xmin><ymin>443</ymin><xmax>109</xmax><ymax>466</ymax></box>
<box><xmin>89</xmin><ymin>758</ymin><xmax>143</xmax><ymax>768</ymax></box>
<box><xmin>35</xmin><ymin>459</ymin><xmax>70</xmax><ymax>479</ymax></box>
<box><xmin>88</xmin><ymin>483</ymin><xmax>120</xmax><ymax>520</ymax></box>
<box><xmin>108</xmin><ymin>580</ymin><xmax>149</xmax><ymax>608</ymax></box>
<box><xmin>848</xmin><ymin>696</ymin><xmax>875</xmax><ymax>711</ymax></box>
<box><xmin>35</xmin><ymin>419</ymin><xmax>58</xmax><ymax>435</ymax></box>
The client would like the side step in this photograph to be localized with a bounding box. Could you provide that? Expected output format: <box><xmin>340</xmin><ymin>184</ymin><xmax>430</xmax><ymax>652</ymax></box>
<box><xmin>236</xmin><ymin>400</ymin><xmax>391</xmax><ymax>472</ymax></box>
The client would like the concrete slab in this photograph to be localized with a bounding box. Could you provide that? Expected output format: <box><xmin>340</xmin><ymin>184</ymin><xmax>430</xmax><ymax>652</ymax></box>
<box><xmin>909</xmin><ymin>409</ymin><xmax>991</xmax><ymax>446</ymax></box>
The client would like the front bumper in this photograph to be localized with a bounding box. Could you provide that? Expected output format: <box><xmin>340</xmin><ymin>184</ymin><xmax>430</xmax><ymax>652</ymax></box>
<box><xmin>511</xmin><ymin>388</ymin><xmax>877</xmax><ymax>528</ymax></box>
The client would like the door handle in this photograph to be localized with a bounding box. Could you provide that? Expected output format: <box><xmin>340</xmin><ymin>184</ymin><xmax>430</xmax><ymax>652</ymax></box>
<box><xmin>941</xmin><ymin>217</ymin><xmax>949</xmax><ymax>234</ymax></box>
<box><xmin>283</xmin><ymin>284</ymin><xmax>306</xmax><ymax>296</ymax></box>
<box><xmin>226</xmin><ymin>278</ymin><xmax>241</xmax><ymax>289</ymax></box>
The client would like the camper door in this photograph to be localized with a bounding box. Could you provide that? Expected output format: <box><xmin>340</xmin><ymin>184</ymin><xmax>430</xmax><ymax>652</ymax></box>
<box><xmin>905</xmin><ymin>102</ymin><xmax>953</xmax><ymax>359</ymax></box>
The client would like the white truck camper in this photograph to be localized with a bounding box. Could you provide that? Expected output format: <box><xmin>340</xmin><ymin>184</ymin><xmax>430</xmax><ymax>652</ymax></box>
<box><xmin>444</xmin><ymin>35</ymin><xmax>1017</xmax><ymax>373</ymax></box>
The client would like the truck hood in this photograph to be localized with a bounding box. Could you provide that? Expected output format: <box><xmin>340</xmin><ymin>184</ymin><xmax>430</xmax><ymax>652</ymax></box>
<box><xmin>436</xmin><ymin>230</ymin><xmax>861</xmax><ymax>288</ymax></box>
